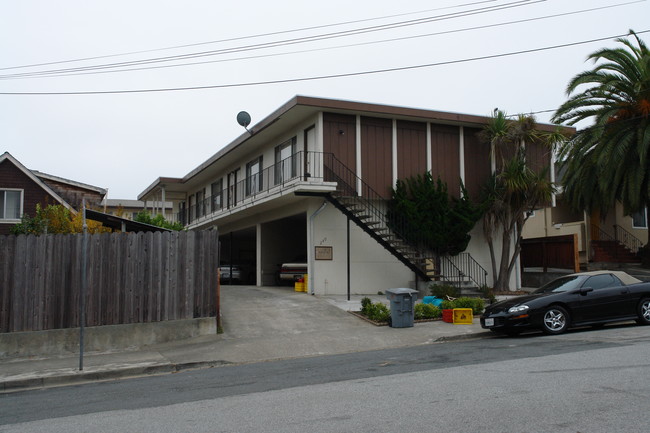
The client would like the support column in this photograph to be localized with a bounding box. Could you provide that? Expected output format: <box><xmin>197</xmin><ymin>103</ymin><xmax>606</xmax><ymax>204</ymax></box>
<box><xmin>356</xmin><ymin>115</ymin><xmax>362</xmax><ymax>195</ymax></box>
<box><xmin>256</xmin><ymin>223</ymin><xmax>262</xmax><ymax>287</ymax></box>
<box><xmin>392</xmin><ymin>119</ymin><xmax>398</xmax><ymax>187</ymax></box>
<box><xmin>459</xmin><ymin>126</ymin><xmax>465</xmax><ymax>195</ymax></box>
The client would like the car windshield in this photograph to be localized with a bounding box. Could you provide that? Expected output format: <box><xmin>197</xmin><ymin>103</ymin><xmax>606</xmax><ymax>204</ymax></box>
<box><xmin>533</xmin><ymin>276</ymin><xmax>584</xmax><ymax>294</ymax></box>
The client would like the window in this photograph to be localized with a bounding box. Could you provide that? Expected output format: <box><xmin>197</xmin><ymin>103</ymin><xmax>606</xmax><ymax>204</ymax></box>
<box><xmin>0</xmin><ymin>189</ymin><xmax>22</xmax><ymax>220</ymax></box>
<box><xmin>632</xmin><ymin>208</ymin><xmax>647</xmax><ymax>228</ymax></box>
<box><xmin>275</xmin><ymin>137</ymin><xmax>297</xmax><ymax>184</ymax></box>
<box><xmin>196</xmin><ymin>188</ymin><xmax>205</xmax><ymax>217</ymax></box>
<box><xmin>246</xmin><ymin>156</ymin><xmax>263</xmax><ymax>196</ymax></box>
<box><xmin>584</xmin><ymin>274</ymin><xmax>619</xmax><ymax>290</ymax></box>
<box><xmin>211</xmin><ymin>179</ymin><xmax>223</xmax><ymax>211</ymax></box>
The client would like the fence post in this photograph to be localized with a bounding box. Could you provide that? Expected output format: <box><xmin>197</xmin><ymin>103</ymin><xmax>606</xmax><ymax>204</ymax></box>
<box><xmin>80</xmin><ymin>199</ymin><xmax>87</xmax><ymax>371</ymax></box>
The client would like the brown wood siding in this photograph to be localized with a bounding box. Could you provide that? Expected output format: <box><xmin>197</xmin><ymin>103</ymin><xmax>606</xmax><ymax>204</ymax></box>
<box><xmin>396</xmin><ymin>120</ymin><xmax>427</xmax><ymax>181</ymax></box>
<box><xmin>526</xmin><ymin>141</ymin><xmax>552</xmax><ymax>179</ymax></box>
<box><xmin>430</xmin><ymin>124</ymin><xmax>461</xmax><ymax>198</ymax></box>
<box><xmin>463</xmin><ymin>127</ymin><xmax>492</xmax><ymax>201</ymax></box>
<box><xmin>361</xmin><ymin>116</ymin><xmax>393</xmax><ymax>198</ymax></box>
<box><xmin>323</xmin><ymin>112</ymin><xmax>357</xmax><ymax>175</ymax></box>
<box><xmin>40</xmin><ymin>178</ymin><xmax>104</xmax><ymax>210</ymax></box>
<box><xmin>0</xmin><ymin>160</ymin><xmax>58</xmax><ymax>235</ymax></box>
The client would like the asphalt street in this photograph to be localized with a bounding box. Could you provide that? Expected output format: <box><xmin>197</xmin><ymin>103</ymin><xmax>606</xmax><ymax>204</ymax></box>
<box><xmin>2</xmin><ymin>323</ymin><xmax>649</xmax><ymax>432</ymax></box>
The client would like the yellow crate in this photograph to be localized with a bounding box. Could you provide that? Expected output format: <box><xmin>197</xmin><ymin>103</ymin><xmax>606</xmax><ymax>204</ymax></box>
<box><xmin>452</xmin><ymin>308</ymin><xmax>473</xmax><ymax>325</ymax></box>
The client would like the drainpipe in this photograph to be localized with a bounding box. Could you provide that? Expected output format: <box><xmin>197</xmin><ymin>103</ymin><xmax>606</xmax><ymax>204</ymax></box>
<box><xmin>309</xmin><ymin>201</ymin><xmax>328</xmax><ymax>295</ymax></box>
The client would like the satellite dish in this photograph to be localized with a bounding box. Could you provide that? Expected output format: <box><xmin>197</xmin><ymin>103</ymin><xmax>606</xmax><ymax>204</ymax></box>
<box><xmin>237</xmin><ymin>111</ymin><xmax>251</xmax><ymax>132</ymax></box>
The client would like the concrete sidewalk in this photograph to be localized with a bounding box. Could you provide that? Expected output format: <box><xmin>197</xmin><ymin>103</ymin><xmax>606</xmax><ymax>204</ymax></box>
<box><xmin>0</xmin><ymin>286</ymin><xmax>493</xmax><ymax>392</ymax></box>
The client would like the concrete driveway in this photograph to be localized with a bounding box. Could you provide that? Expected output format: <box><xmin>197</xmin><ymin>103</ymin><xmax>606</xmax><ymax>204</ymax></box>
<box><xmin>216</xmin><ymin>285</ymin><xmax>486</xmax><ymax>362</ymax></box>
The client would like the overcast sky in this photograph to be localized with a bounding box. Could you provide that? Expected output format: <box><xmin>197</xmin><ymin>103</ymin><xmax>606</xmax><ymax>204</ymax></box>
<box><xmin>1</xmin><ymin>0</ymin><xmax>648</xmax><ymax>199</ymax></box>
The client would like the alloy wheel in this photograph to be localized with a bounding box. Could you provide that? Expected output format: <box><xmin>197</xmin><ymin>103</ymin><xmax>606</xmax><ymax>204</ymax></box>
<box><xmin>544</xmin><ymin>309</ymin><xmax>567</xmax><ymax>332</ymax></box>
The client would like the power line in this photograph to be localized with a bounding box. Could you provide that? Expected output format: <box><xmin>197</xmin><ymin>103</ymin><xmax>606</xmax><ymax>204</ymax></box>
<box><xmin>0</xmin><ymin>0</ymin><xmax>541</xmax><ymax>79</ymax></box>
<box><xmin>0</xmin><ymin>0</ymin><xmax>499</xmax><ymax>72</ymax></box>
<box><xmin>1</xmin><ymin>30</ymin><xmax>648</xmax><ymax>96</ymax></box>
<box><xmin>1</xmin><ymin>0</ymin><xmax>640</xmax><ymax>81</ymax></box>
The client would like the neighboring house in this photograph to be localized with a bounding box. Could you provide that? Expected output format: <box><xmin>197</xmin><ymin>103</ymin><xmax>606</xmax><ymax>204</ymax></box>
<box><xmin>0</xmin><ymin>151</ymin><xmax>106</xmax><ymax>235</ymax></box>
<box><xmin>522</xmin><ymin>194</ymin><xmax>647</xmax><ymax>267</ymax></box>
<box><xmin>138</xmin><ymin>96</ymin><xmax>559</xmax><ymax>295</ymax></box>
<box><xmin>101</xmin><ymin>198</ymin><xmax>174</xmax><ymax>221</ymax></box>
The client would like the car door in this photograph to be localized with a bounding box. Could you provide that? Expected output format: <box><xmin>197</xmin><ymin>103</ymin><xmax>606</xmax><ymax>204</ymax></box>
<box><xmin>576</xmin><ymin>274</ymin><xmax>630</xmax><ymax>322</ymax></box>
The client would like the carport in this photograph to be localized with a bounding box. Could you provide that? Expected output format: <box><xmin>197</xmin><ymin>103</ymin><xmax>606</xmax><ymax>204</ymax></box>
<box><xmin>219</xmin><ymin>213</ymin><xmax>307</xmax><ymax>286</ymax></box>
<box><xmin>219</xmin><ymin>227</ymin><xmax>256</xmax><ymax>285</ymax></box>
<box><xmin>260</xmin><ymin>213</ymin><xmax>307</xmax><ymax>286</ymax></box>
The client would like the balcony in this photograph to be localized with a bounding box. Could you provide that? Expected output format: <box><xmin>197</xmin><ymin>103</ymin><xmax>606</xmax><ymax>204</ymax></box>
<box><xmin>178</xmin><ymin>152</ymin><xmax>334</xmax><ymax>227</ymax></box>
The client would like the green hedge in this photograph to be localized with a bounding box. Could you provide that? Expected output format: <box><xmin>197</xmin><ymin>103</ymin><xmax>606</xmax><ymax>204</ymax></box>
<box><xmin>440</xmin><ymin>297</ymin><xmax>484</xmax><ymax>315</ymax></box>
<box><xmin>360</xmin><ymin>297</ymin><xmax>391</xmax><ymax>322</ymax></box>
<box><xmin>414</xmin><ymin>303</ymin><xmax>441</xmax><ymax>320</ymax></box>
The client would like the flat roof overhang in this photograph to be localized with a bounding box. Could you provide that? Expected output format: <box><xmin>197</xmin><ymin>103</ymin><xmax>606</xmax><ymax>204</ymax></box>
<box><xmin>85</xmin><ymin>209</ymin><xmax>172</xmax><ymax>233</ymax></box>
<box><xmin>138</xmin><ymin>96</ymin><xmax>575</xmax><ymax>201</ymax></box>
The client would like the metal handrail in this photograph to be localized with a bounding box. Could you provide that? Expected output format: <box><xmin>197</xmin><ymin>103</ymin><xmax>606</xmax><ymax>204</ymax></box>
<box><xmin>447</xmin><ymin>252</ymin><xmax>488</xmax><ymax>288</ymax></box>
<box><xmin>179</xmin><ymin>152</ymin><xmax>324</xmax><ymax>224</ymax></box>
<box><xmin>175</xmin><ymin>150</ymin><xmax>486</xmax><ymax>286</ymax></box>
<box><xmin>613</xmin><ymin>224</ymin><xmax>643</xmax><ymax>254</ymax></box>
<box><xmin>323</xmin><ymin>153</ymin><xmax>487</xmax><ymax>286</ymax></box>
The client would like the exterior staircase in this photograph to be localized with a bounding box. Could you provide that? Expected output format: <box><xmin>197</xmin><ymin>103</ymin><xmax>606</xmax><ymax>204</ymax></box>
<box><xmin>590</xmin><ymin>224</ymin><xmax>641</xmax><ymax>264</ymax></box>
<box><xmin>315</xmin><ymin>153</ymin><xmax>488</xmax><ymax>290</ymax></box>
<box><xmin>591</xmin><ymin>240</ymin><xmax>639</xmax><ymax>263</ymax></box>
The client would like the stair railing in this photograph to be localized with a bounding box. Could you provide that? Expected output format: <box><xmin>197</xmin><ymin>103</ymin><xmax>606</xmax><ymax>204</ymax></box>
<box><xmin>613</xmin><ymin>224</ymin><xmax>643</xmax><ymax>254</ymax></box>
<box><xmin>323</xmin><ymin>153</ymin><xmax>488</xmax><ymax>285</ymax></box>
<box><xmin>447</xmin><ymin>252</ymin><xmax>488</xmax><ymax>288</ymax></box>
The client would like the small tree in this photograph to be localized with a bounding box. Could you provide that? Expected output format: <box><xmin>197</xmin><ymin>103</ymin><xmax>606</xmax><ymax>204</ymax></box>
<box><xmin>134</xmin><ymin>210</ymin><xmax>184</xmax><ymax>231</ymax></box>
<box><xmin>10</xmin><ymin>204</ymin><xmax>110</xmax><ymax>235</ymax></box>
<box><xmin>479</xmin><ymin>111</ymin><xmax>563</xmax><ymax>290</ymax></box>
<box><xmin>388</xmin><ymin>172</ymin><xmax>482</xmax><ymax>256</ymax></box>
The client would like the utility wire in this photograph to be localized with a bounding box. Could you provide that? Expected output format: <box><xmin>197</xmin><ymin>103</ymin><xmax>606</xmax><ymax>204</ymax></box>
<box><xmin>0</xmin><ymin>0</ymin><xmax>540</xmax><ymax>79</ymax></box>
<box><xmin>2</xmin><ymin>30</ymin><xmax>647</xmax><ymax>96</ymax></box>
<box><xmin>0</xmin><ymin>0</ymin><xmax>499</xmax><ymax>72</ymax></box>
<box><xmin>1</xmin><ymin>0</ymin><xmax>641</xmax><ymax>81</ymax></box>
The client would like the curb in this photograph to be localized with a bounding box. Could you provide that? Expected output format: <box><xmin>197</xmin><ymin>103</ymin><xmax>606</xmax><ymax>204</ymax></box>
<box><xmin>0</xmin><ymin>360</ymin><xmax>231</xmax><ymax>393</ymax></box>
<box><xmin>435</xmin><ymin>331</ymin><xmax>495</xmax><ymax>342</ymax></box>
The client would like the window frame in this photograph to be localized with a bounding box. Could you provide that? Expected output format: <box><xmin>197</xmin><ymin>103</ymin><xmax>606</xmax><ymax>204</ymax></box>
<box><xmin>631</xmin><ymin>207</ymin><xmax>648</xmax><ymax>229</ymax></box>
<box><xmin>0</xmin><ymin>189</ymin><xmax>23</xmax><ymax>221</ymax></box>
<box><xmin>246</xmin><ymin>156</ymin><xmax>263</xmax><ymax>196</ymax></box>
<box><xmin>211</xmin><ymin>179</ymin><xmax>223</xmax><ymax>212</ymax></box>
<box><xmin>274</xmin><ymin>137</ymin><xmax>297</xmax><ymax>185</ymax></box>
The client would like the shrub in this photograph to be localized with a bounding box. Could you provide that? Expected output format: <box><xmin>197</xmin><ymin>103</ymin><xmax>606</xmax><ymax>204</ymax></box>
<box><xmin>414</xmin><ymin>303</ymin><xmax>441</xmax><ymax>320</ymax></box>
<box><xmin>360</xmin><ymin>297</ymin><xmax>372</xmax><ymax>313</ymax></box>
<box><xmin>361</xmin><ymin>300</ymin><xmax>391</xmax><ymax>322</ymax></box>
<box><xmin>429</xmin><ymin>283</ymin><xmax>460</xmax><ymax>299</ymax></box>
<box><xmin>440</xmin><ymin>297</ymin><xmax>484</xmax><ymax>315</ymax></box>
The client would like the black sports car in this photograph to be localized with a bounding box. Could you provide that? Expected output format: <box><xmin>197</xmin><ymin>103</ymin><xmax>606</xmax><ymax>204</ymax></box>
<box><xmin>481</xmin><ymin>271</ymin><xmax>650</xmax><ymax>336</ymax></box>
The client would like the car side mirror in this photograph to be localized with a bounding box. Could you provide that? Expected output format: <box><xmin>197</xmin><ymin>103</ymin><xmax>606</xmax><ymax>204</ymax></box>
<box><xmin>579</xmin><ymin>287</ymin><xmax>594</xmax><ymax>296</ymax></box>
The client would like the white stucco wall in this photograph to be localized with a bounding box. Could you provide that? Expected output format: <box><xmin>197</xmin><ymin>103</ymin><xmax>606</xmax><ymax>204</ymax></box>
<box><xmin>464</xmin><ymin>219</ymin><xmax>518</xmax><ymax>290</ymax></box>
<box><xmin>309</xmin><ymin>203</ymin><xmax>415</xmax><ymax>296</ymax></box>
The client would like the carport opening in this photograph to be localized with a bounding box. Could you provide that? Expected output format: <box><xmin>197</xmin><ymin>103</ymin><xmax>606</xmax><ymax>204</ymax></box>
<box><xmin>219</xmin><ymin>227</ymin><xmax>256</xmax><ymax>285</ymax></box>
<box><xmin>261</xmin><ymin>213</ymin><xmax>307</xmax><ymax>286</ymax></box>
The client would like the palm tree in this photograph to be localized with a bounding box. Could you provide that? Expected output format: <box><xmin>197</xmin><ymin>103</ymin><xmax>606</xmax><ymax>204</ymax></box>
<box><xmin>480</xmin><ymin>111</ymin><xmax>559</xmax><ymax>290</ymax></box>
<box><xmin>552</xmin><ymin>30</ymin><xmax>650</xmax><ymax>215</ymax></box>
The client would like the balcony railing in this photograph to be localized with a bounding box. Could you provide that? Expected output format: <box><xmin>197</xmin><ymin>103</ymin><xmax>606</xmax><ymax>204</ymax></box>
<box><xmin>178</xmin><ymin>152</ymin><xmax>326</xmax><ymax>225</ymax></box>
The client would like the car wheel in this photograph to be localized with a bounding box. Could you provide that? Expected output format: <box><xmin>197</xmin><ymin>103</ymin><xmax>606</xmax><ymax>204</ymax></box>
<box><xmin>636</xmin><ymin>298</ymin><xmax>650</xmax><ymax>325</ymax></box>
<box><xmin>541</xmin><ymin>306</ymin><xmax>569</xmax><ymax>335</ymax></box>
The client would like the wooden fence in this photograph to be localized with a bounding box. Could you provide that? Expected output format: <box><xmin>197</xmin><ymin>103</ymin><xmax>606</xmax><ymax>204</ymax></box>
<box><xmin>0</xmin><ymin>230</ymin><xmax>219</xmax><ymax>333</ymax></box>
<box><xmin>520</xmin><ymin>234</ymin><xmax>580</xmax><ymax>273</ymax></box>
